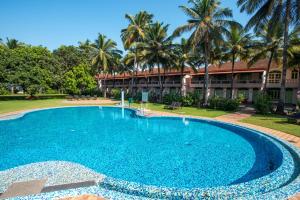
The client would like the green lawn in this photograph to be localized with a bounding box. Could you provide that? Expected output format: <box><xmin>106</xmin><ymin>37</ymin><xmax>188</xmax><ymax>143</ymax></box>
<box><xmin>131</xmin><ymin>102</ymin><xmax>230</xmax><ymax>118</ymax></box>
<box><xmin>0</xmin><ymin>100</ymin><xmax>230</xmax><ymax>118</ymax></box>
<box><xmin>241</xmin><ymin>114</ymin><xmax>300</xmax><ymax>137</ymax></box>
<box><xmin>0</xmin><ymin>99</ymin><xmax>110</xmax><ymax>114</ymax></box>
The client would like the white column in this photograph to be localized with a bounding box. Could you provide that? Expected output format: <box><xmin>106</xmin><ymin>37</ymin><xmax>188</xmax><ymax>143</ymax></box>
<box><xmin>261</xmin><ymin>71</ymin><xmax>267</xmax><ymax>90</ymax></box>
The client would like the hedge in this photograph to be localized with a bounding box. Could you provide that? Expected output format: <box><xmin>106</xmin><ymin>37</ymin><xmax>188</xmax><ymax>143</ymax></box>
<box><xmin>0</xmin><ymin>94</ymin><xmax>67</xmax><ymax>101</ymax></box>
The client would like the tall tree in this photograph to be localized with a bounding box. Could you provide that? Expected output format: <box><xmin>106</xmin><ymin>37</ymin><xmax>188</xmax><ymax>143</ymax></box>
<box><xmin>248</xmin><ymin>24</ymin><xmax>283</xmax><ymax>92</ymax></box>
<box><xmin>174</xmin><ymin>38</ymin><xmax>195</xmax><ymax>96</ymax></box>
<box><xmin>139</xmin><ymin>22</ymin><xmax>175</xmax><ymax>101</ymax></box>
<box><xmin>121</xmin><ymin>11</ymin><xmax>153</xmax><ymax>96</ymax></box>
<box><xmin>238</xmin><ymin>0</ymin><xmax>300</xmax><ymax>113</ymax></box>
<box><xmin>173</xmin><ymin>0</ymin><xmax>234</xmax><ymax>105</ymax></box>
<box><xmin>4</xmin><ymin>38</ymin><xmax>23</xmax><ymax>49</ymax></box>
<box><xmin>223</xmin><ymin>24</ymin><xmax>252</xmax><ymax>99</ymax></box>
<box><xmin>91</xmin><ymin>34</ymin><xmax>122</xmax><ymax>97</ymax></box>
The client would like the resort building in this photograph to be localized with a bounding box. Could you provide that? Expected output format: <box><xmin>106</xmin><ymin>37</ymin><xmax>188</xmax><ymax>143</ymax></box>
<box><xmin>97</xmin><ymin>59</ymin><xmax>300</xmax><ymax>104</ymax></box>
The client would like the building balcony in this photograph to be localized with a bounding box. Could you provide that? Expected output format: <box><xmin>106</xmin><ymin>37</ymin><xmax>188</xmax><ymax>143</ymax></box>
<box><xmin>190</xmin><ymin>80</ymin><xmax>263</xmax><ymax>88</ymax></box>
<box><xmin>190</xmin><ymin>79</ymin><xmax>299</xmax><ymax>88</ymax></box>
<box><xmin>266</xmin><ymin>79</ymin><xmax>299</xmax><ymax>88</ymax></box>
<box><xmin>104</xmin><ymin>80</ymin><xmax>181</xmax><ymax>88</ymax></box>
<box><xmin>104</xmin><ymin>79</ymin><xmax>299</xmax><ymax>89</ymax></box>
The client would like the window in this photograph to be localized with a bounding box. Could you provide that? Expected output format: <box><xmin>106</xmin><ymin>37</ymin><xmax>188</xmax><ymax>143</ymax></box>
<box><xmin>268</xmin><ymin>72</ymin><xmax>281</xmax><ymax>83</ymax></box>
<box><xmin>292</xmin><ymin>70</ymin><xmax>298</xmax><ymax>79</ymax></box>
<box><xmin>214</xmin><ymin>89</ymin><xmax>223</xmax><ymax>97</ymax></box>
<box><xmin>267</xmin><ymin>89</ymin><xmax>280</xmax><ymax>100</ymax></box>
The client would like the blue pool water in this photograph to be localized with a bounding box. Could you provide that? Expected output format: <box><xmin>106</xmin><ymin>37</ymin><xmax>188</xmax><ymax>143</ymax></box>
<box><xmin>0</xmin><ymin>107</ymin><xmax>283</xmax><ymax>188</ymax></box>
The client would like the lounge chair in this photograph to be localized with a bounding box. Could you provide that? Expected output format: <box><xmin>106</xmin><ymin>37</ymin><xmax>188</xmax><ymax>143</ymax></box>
<box><xmin>288</xmin><ymin>112</ymin><xmax>300</xmax><ymax>124</ymax></box>
<box><xmin>81</xmin><ymin>95</ymin><xmax>86</xmax><ymax>100</ymax></box>
<box><xmin>86</xmin><ymin>95</ymin><xmax>91</xmax><ymax>100</ymax></box>
<box><xmin>74</xmin><ymin>95</ymin><xmax>79</xmax><ymax>100</ymax></box>
<box><xmin>164</xmin><ymin>102</ymin><xmax>182</xmax><ymax>110</ymax></box>
<box><xmin>92</xmin><ymin>95</ymin><xmax>98</xmax><ymax>100</ymax></box>
<box><xmin>66</xmin><ymin>95</ymin><xmax>73</xmax><ymax>101</ymax></box>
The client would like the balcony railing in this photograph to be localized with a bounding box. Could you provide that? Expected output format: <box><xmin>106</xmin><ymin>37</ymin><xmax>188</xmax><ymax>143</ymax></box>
<box><xmin>105</xmin><ymin>79</ymin><xmax>299</xmax><ymax>88</ymax></box>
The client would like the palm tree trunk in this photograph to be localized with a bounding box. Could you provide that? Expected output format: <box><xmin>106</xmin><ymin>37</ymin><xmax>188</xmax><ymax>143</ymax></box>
<box><xmin>263</xmin><ymin>51</ymin><xmax>274</xmax><ymax>93</ymax></box>
<box><xmin>181</xmin><ymin>64</ymin><xmax>184</xmax><ymax>96</ymax></box>
<box><xmin>230</xmin><ymin>53</ymin><xmax>235</xmax><ymax>99</ymax></box>
<box><xmin>297</xmin><ymin>66</ymin><xmax>300</xmax><ymax>109</ymax></box>
<box><xmin>103</xmin><ymin>73</ymin><xmax>108</xmax><ymax>98</ymax></box>
<box><xmin>277</xmin><ymin>0</ymin><xmax>291</xmax><ymax>114</ymax></box>
<box><xmin>158</xmin><ymin>63</ymin><xmax>163</xmax><ymax>102</ymax></box>
<box><xmin>203</xmin><ymin>34</ymin><xmax>210</xmax><ymax>106</ymax></box>
<box><xmin>123</xmin><ymin>73</ymin><xmax>125</xmax><ymax>91</ymax></box>
<box><xmin>113</xmin><ymin>71</ymin><xmax>116</xmax><ymax>88</ymax></box>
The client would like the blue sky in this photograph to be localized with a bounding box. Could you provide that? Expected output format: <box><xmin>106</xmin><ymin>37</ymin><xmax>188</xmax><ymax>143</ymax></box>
<box><xmin>0</xmin><ymin>0</ymin><xmax>250</xmax><ymax>51</ymax></box>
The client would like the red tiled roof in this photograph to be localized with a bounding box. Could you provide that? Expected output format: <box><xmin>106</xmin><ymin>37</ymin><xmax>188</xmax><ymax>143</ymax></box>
<box><xmin>196</xmin><ymin>59</ymin><xmax>278</xmax><ymax>74</ymax></box>
<box><xmin>96</xmin><ymin>59</ymin><xmax>279</xmax><ymax>79</ymax></box>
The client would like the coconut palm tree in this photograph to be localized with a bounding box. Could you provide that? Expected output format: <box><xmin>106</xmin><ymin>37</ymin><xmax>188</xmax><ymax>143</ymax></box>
<box><xmin>174</xmin><ymin>38</ymin><xmax>195</xmax><ymax>96</ymax></box>
<box><xmin>121</xmin><ymin>11</ymin><xmax>153</xmax><ymax>96</ymax></box>
<box><xmin>238</xmin><ymin>0</ymin><xmax>300</xmax><ymax>112</ymax></box>
<box><xmin>222</xmin><ymin>24</ymin><xmax>253</xmax><ymax>99</ymax></box>
<box><xmin>173</xmin><ymin>0</ymin><xmax>235</xmax><ymax>105</ymax></box>
<box><xmin>248</xmin><ymin>24</ymin><xmax>283</xmax><ymax>93</ymax></box>
<box><xmin>5</xmin><ymin>38</ymin><xmax>22</xmax><ymax>49</ymax></box>
<box><xmin>138</xmin><ymin>22</ymin><xmax>175</xmax><ymax>102</ymax></box>
<box><xmin>91</xmin><ymin>34</ymin><xmax>122</xmax><ymax>97</ymax></box>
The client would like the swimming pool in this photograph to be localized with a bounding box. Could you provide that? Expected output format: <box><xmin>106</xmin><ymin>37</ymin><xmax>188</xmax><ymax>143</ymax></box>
<box><xmin>0</xmin><ymin>106</ymin><xmax>299</xmax><ymax>199</ymax></box>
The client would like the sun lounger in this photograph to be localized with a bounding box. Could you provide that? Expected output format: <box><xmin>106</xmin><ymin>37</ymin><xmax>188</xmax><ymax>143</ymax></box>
<box><xmin>66</xmin><ymin>95</ymin><xmax>74</xmax><ymax>101</ymax></box>
<box><xmin>74</xmin><ymin>95</ymin><xmax>79</xmax><ymax>100</ymax></box>
<box><xmin>288</xmin><ymin>112</ymin><xmax>300</xmax><ymax>124</ymax></box>
<box><xmin>86</xmin><ymin>95</ymin><xmax>91</xmax><ymax>100</ymax></box>
<box><xmin>164</xmin><ymin>102</ymin><xmax>182</xmax><ymax>110</ymax></box>
<box><xmin>92</xmin><ymin>95</ymin><xmax>98</xmax><ymax>100</ymax></box>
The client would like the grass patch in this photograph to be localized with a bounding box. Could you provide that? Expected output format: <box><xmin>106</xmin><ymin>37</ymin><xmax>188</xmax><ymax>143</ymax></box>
<box><xmin>0</xmin><ymin>99</ymin><xmax>112</xmax><ymax>114</ymax></box>
<box><xmin>130</xmin><ymin>102</ymin><xmax>230</xmax><ymax>118</ymax></box>
<box><xmin>241</xmin><ymin>114</ymin><xmax>300</xmax><ymax>137</ymax></box>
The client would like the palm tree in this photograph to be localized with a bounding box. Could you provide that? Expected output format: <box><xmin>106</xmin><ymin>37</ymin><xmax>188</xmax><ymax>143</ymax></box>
<box><xmin>174</xmin><ymin>38</ymin><xmax>195</xmax><ymax>96</ymax></box>
<box><xmin>173</xmin><ymin>0</ymin><xmax>234</xmax><ymax>105</ymax></box>
<box><xmin>248</xmin><ymin>24</ymin><xmax>283</xmax><ymax>93</ymax></box>
<box><xmin>5</xmin><ymin>38</ymin><xmax>22</xmax><ymax>49</ymax></box>
<box><xmin>138</xmin><ymin>22</ymin><xmax>175</xmax><ymax>102</ymax></box>
<box><xmin>238</xmin><ymin>0</ymin><xmax>300</xmax><ymax>113</ymax></box>
<box><xmin>121</xmin><ymin>11</ymin><xmax>153</xmax><ymax>96</ymax></box>
<box><xmin>223</xmin><ymin>24</ymin><xmax>252</xmax><ymax>99</ymax></box>
<box><xmin>91</xmin><ymin>34</ymin><xmax>122</xmax><ymax>97</ymax></box>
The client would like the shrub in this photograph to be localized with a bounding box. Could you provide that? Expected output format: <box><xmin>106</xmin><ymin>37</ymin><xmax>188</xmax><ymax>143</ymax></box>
<box><xmin>111</xmin><ymin>88</ymin><xmax>121</xmax><ymax>100</ymax></box>
<box><xmin>0</xmin><ymin>85</ymin><xmax>9</xmax><ymax>95</ymax></box>
<box><xmin>254</xmin><ymin>92</ymin><xmax>271</xmax><ymax>114</ymax></box>
<box><xmin>163</xmin><ymin>92</ymin><xmax>181</xmax><ymax>105</ymax></box>
<box><xmin>208</xmin><ymin>97</ymin><xmax>240</xmax><ymax>111</ymax></box>
<box><xmin>0</xmin><ymin>94</ymin><xmax>67</xmax><ymax>101</ymax></box>
<box><xmin>223</xmin><ymin>98</ymin><xmax>240</xmax><ymax>111</ymax></box>
<box><xmin>149</xmin><ymin>91</ymin><xmax>159</xmax><ymax>103</ymax></box>
<box><xmin>27</xmin><ymin>85</ymin><xmax>40</xmax><ymax>96</ymax></box>
<box><xmin>181</xmin><ymin>93</ymin><xmax>194</xmax><ymax>107</ymax></box>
